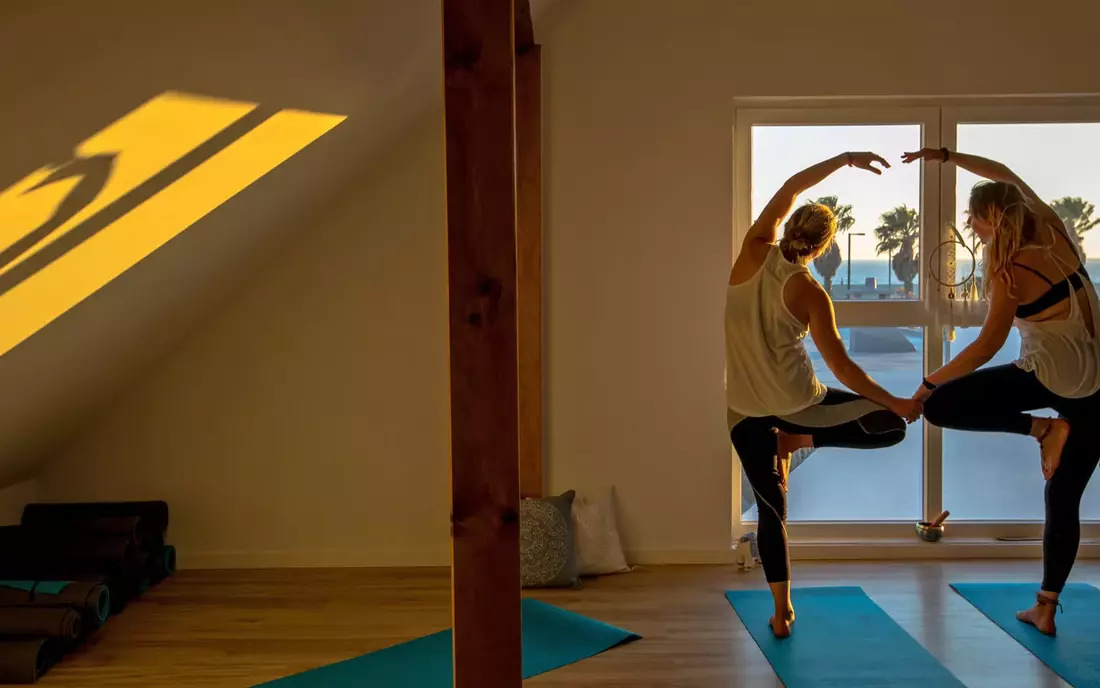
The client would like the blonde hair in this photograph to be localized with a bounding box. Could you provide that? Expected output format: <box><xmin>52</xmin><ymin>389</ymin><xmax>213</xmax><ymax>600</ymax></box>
<box><xmin>969</xmin><ymin>181</ymin><xmax>1044</xmax><ymax>297</ymax></box>
<box><xmin>779</xmin><ymin>203</ymin><xmax>837</xmax><ymax>263</ymax></box>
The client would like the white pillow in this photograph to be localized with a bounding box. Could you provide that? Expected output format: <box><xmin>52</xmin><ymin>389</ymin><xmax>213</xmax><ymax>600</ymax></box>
<box><xmin>571</xmin><ymin>487</ymin><xmax>631</xmax><ymax>576</ymax></box>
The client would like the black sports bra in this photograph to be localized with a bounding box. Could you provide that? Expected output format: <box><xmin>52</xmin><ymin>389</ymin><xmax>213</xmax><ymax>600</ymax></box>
<box><xmin>1012</xmin><ymin>221</ymin><xmax>1093</xmax><ymax>319</ymax></box>
<box><xmin>1014</xmin><ymin>262</ymin><xmax>1092</xmax><ymax>319</ymax></box>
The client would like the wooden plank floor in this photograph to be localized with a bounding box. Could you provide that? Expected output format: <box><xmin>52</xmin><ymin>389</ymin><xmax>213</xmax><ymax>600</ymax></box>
<box><xmin>38</xmin><ymin>561</ymin><xmax>1097</xmax><ymax>687</ymax></box>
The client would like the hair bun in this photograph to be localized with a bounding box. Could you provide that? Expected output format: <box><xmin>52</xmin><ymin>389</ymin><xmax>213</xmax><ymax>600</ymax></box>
<box><xmin>779</xmin><ymin>203</ymin><xmax>838</xmax><ymax>262</ymax></box>
<box><xmin>780</xmin><ymin>235</ymin><xmax>813</xmax><ymax>259</ymax></box>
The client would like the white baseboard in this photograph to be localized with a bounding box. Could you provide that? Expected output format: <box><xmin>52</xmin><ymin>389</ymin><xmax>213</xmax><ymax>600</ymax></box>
<box><xmin>181</xmin><ymin>547</ymin><xmax>451</xmax><ymax>570</ymax></box>
<box><xmin>624</xmin><ymin>548</ymin><xmax>738</xmax><ymax>566</ymax></box>
<box><xmin>177</xmin><ymin>541</ymin><xmax>1100</xmax><ymax>571</ymax></box>
<box><xmin>630</xmin><ymin>541</ymin><xmax>1100</xmax><ymax>566</ymax></box>
<box><xmin>792</xmin><ymin>540</ymin><xmax>1100</xmax><ymax>560</ymax></box>
<box><xmin>184</xmin><ymin>547</ymin><xmax>737</xmax><ymax>570</ymax></box>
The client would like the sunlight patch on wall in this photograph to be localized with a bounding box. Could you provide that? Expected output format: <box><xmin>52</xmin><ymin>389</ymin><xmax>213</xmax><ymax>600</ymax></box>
<box><xmin>0</xmin><ymin>91</ymin><xmax>345</xmax><ymax>359</ymax></box>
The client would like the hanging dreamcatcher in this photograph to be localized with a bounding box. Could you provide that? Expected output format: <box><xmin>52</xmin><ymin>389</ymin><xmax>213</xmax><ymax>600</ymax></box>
<box><xmin>926</xmin><ymin>222</ymin><xmax>978</xmax><ymax>342</ymax></box>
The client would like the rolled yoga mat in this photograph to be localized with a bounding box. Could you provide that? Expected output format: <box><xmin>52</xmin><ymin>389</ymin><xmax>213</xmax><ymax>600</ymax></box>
<box><xmin>16</xmin><ymin>516</ymin><xmax>158</xmax><ymax>549</ymax></box>
<box><xmin>952</xmin><ymin>582</ymin><xmax>1100</xmax><ymax>687</ymax></box>
<box><xmin>0</xmin><ymin>581</ymin><xmax>110</xmax><ymax>628</ymax></box>
<box><xmin>0</xmin><ymin>639</ymin><xmax>50</xmax><ymax>685</ymax></box>
<box><xmin>149</xmin><ymin>545</ymin><xmax>176</xmax><ymax>585</ymax></box>
<box><xmin>0</xmin><ymin>607</ymin><xmax>81</xmax><ymax>641</ymax></box>
<box><xmin>81</xmin><ymin>576</ymin><xmax>135</xmax><ymax>616</ymax></box>
<box><xmin>725</xmin><ymin>587</ymin><xmax>965</xmax><ymax>687</ymax></box>
<box><xmin>256</xmin><ymin>598</ymin><xmax>641</xmax><ymax>687</ymax></box>
<box><xmin>0</xmin><ymin>527</ymin><xmax>140</xmax><ymax>579</ymax></box>
<box><xmin>22</xmin><ymin>502</ymin><xmax>169</xmax><ymax>536</ymax></box>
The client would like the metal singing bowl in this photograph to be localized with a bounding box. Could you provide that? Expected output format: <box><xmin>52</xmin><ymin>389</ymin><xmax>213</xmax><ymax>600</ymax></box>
<box><xmin>915</xmin><ymin>521</ymin><xmax>945</xmax><ymax>542</ymax></box>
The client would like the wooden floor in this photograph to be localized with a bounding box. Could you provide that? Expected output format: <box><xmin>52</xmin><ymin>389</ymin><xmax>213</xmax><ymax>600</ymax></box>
<box><xmin>38</xmin><ymin>561</ymin><xmax>1097</xmax><ymax>687</ymax></box>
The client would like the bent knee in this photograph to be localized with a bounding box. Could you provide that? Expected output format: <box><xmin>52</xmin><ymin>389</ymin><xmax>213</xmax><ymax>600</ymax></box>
<box><xmin>922</xmin><ymin>389</ymin><xmax>951</xmax><ymax>427</ymax></box>
<box><xmin>862</xmin><ymin>409</ymin><xmax>908</xmax><ymax>441</ymax></box>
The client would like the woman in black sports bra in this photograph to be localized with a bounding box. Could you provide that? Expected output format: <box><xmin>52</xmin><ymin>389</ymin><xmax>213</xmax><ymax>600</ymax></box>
<box><xmin>903</xmin><ymin>147</ymin><xmax>1100</xmax><ymax>637</ymax></box>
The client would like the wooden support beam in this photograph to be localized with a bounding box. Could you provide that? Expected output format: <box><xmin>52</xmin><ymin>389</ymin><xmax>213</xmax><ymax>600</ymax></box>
<box><xmin>514</xmin><ymin>0</ymin><xmax>535</xmax><ymax>53</ymax></box>
<box><xmin>516</xmin><ymin>43</ymin><xmax>542</xmax><ymax>499</ymax></box>
<box><xmin>442</xmin><ymin>1</ymin><xmax>522</xmax><ymax>687</ymax></box>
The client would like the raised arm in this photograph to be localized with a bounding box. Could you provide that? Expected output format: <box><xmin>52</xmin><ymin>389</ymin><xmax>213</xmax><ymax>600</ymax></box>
<box><xmin>801</xmin><ymin>277</ymin><xmax>920</xmax><ymax>422</ymax></box>
<box><xmin>902</xmin><ymin>148</ymin><xmax>1061</xmax><ymax>224</ymax></box>
<box><xmin>912</xmin><ymin>277</ymin><xmax>1017</xmax><ymax>402</ymax></box>
<box><xmin>742</xmin><ymin>152</ymin><xmax>890</xmax><ymax>253</ymax></box>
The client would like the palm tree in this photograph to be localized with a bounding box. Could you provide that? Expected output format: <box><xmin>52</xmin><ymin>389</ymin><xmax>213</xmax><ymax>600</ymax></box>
<box><xmin>1051</xmin><ymin>197</ymin><xmax>1100</xmax><ymax>252</ymax></box>
<box><xmin>810</xmin><ymin>195</ymin><xmax>855</xmax><ymax>295</ymax></box>
<box><xmin>875</xmin><ymin>205</ymin><xmax>920</xmax><ymax>296</ymax></box>
<box><xmin>892</xmin><ymin>239</ymin><xmax>920</xmax><ymax>297</ymax></box>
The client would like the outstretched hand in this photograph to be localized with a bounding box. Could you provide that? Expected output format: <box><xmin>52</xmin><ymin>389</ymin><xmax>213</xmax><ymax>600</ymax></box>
<box><xmin>901</xmin><ymin>148</ymin><xmax>945</xmax><ymax>164</ymax></box>
<box><xmin>848</xmin><ymin>151</ymin><xmax>891</xmax><ymax>175</ymax></box>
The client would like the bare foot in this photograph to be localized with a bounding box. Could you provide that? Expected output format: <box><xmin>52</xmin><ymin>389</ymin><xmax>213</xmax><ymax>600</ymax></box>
<box><xmin>1016</xmin><ymin>600</ymin><xmax>1057</xmax><ymax>636</ymax></box>
<box><xmin>1038</xmin><ymin>418</ymin><xmax>1070</xmax><ymax>480</ymax></box>
<box><xmin>770</xmin><ymin>615</ymin><xmax>792</xmax><ymax>638</ymax></box>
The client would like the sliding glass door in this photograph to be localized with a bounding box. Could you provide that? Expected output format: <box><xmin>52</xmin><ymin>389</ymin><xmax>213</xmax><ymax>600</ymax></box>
<box><xmin>733</xmin><ymin>100</ymin><xmax>1100</xmax><ymax>539</ymax></box>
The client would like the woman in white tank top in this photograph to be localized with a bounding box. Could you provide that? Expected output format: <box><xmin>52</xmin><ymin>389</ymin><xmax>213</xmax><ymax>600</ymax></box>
<box><xmin>727</xmin><ymin>151</ymin><xmax>922</xmax><ymax>638</ymax></box>
<box><xmin>907</xmin><ymin>147</ymin><xmax>1100</xmax><ymax>637</ymax></box>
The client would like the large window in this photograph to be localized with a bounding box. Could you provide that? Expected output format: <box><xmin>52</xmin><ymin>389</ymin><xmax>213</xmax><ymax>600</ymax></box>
<box><xmin>734</xmin><ymin>101</ymin><xmax>1100</xmax><ymax>537</ymax></box>
<box><xmin>941</xmin><ymin>120</ymin><xmax>1100</xmax><ymax>521</ymax></box>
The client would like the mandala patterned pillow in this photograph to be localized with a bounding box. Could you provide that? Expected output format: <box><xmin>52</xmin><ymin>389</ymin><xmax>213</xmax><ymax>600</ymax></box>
<box><xmin>520</xmin><ymin>490</ymin><xmax>581</xmax><ymax>588</ymax></box>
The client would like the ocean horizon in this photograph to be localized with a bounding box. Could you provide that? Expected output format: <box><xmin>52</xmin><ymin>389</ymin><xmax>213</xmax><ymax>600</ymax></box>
<box><xmin>813</xmin><ymin>258</ymin><xmax>1100</xmax><ymax>289</ymax></box>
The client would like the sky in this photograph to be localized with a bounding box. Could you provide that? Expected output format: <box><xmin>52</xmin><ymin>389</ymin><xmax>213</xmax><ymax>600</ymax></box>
<box><xmin>751</xmin><ymin>122</ymin><xmax>1100</xmax><ymax>261</ymax></box>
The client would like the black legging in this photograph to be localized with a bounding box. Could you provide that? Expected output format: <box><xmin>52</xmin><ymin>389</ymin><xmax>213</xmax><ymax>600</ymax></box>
<box><xmin>923</xmin><ymin>364</ymin><xmax>1100</xmax><ymax>593</ymax></box>
<box><xmin>730</xmin><ymin>389</ymin><xmax>907</xmax><ymax>583</ymax></box>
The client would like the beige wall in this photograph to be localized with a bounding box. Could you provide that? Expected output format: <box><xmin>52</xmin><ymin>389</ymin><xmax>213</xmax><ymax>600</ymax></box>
<box><xmin>0</xmin><ymin>0</ymin><xmax>445</xmax><ymax>490</ymax></box>
<box><xmin>0</xmin><ymin>480</ymin><xmax>36</xmax><ymax>526</ymax></box>
<box><xmin>38</xmin><ymin>118</ymin><xmax>452</xmax><ymax>568</ymax></box>
<box><xmin>37</xmin><ymin>0</ymin><xmax>1100</xmax><ymax>566</ymax></box>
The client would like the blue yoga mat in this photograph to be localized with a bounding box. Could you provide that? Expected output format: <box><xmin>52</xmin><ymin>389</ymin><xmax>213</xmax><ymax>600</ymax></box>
<box><xmin>726</xmin><ymin>586</ymin><xmax>964</xmax><ymax>687</ymax></box>
<box><xmin>1</xmin><ymin>580</ymin><xmax>73</xmax><ymax>595</ymax></box>
<box><xmin>256</xmin><ymin>598</ymin><xmax>640</xmax><ymax>687</ymax></box>
<box><xmin>952</xmin><ymin>582</ymin><xmax>1100</xmax><ymax>687</ymax></box>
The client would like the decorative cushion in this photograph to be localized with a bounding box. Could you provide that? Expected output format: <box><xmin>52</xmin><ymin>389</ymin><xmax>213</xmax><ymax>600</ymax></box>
<box><xmin>520</xmin><ymin>490</ymin><xmax>581</xmax><ymax>588</ymax></box>
<box><xmin>572</xmin><ymin>487</ymin><xmax>631</xmax><ymax>576</ymax></box>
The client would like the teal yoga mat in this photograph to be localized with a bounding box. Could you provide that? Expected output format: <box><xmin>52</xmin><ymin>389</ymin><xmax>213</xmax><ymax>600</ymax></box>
<box><xmin>256</xmin><ymin>598</ymin><xmax>640</xmax><ymax>687</ymax></box>
<box><xmin>726</xmin><ymin>586</ymin><xmax>965</xmax><ymax>687</ymax></box>
<box><xmin>952</xmin><ymin>582</ymin><xmax>1100</xmax><ymax>687</ymax></box>
<box><xmin>0</xmin><ymin>581</ymin><xmax>72</xmax><ymax>595</ymax></box>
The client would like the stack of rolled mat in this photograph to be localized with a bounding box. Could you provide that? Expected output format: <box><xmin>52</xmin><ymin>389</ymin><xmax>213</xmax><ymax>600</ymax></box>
<box><xmin>7</xmin><ymin>501</ymin><xmax>176</xmax><ymax>606</ymax></box>
<box><xmin>0</xmin><ymin>501</ymin><xmax>176</xmax><ymax>684</ymax></box>
<box><xmin>0</xmin><ymin>581</ymin><xmax>107</xmax><ymax>685</ymax></box>
<box><xmin>0</xmin><ymin>581</ymin><xmax>110</xmax><ymax>629</ymax></box>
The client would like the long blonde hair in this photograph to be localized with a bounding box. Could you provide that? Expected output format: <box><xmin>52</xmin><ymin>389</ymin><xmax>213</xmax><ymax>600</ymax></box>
<box><xmin>779</xmin><ymin>203</ymin><xmax>837</xmax><ymax>264</ymax></box>
<box><xmin>969</xmin><ymin>180</ymin><xmax>1045</xmax><ymax>297</ymax></box>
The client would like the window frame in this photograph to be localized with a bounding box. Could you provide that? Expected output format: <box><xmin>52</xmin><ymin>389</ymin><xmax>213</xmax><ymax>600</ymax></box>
<box><xmin>732</xmin><ymin>97</ymin><xmax>1100</xmax><ymax>550</ymax></box>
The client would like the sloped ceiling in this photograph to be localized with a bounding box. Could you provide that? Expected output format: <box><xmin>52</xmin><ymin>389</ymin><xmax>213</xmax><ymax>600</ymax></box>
<box><xmin>0</xmin><ymin>0</ymin><xmax>555</xmax><ymax>487</ymax></box>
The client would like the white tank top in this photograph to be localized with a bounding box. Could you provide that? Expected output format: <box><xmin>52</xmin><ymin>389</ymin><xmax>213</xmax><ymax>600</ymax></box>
<box><xmin>1014</xmin><ymin>236</ymin><xmax>1100</xmax><ymax>399</ymax></box>
<box><xmin>725</xmin><ymin>245</ymin><xmax>827</xmax><ymax>417</ymax></box>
